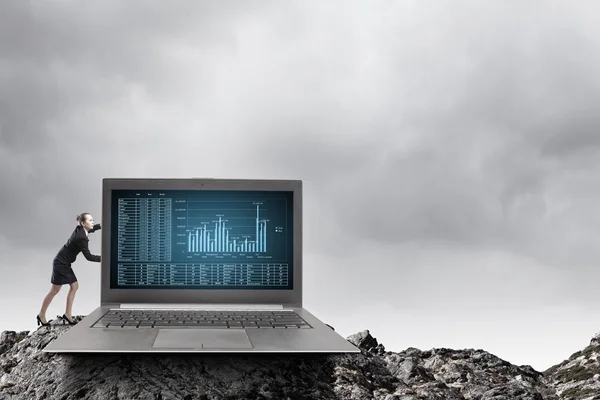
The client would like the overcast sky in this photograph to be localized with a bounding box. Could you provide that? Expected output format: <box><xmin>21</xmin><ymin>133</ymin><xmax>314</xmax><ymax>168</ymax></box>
<box><xmin>2</xmin><ymin>0</ymin><xmax>600</xmax><ymax>372</ymax></box>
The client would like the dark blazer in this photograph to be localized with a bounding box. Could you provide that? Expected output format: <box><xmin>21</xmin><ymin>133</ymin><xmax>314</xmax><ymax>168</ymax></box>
<box><xmin>54</xmin><ymin>224</ymin><xmax>102</xmax><ymax>265</ymax></box>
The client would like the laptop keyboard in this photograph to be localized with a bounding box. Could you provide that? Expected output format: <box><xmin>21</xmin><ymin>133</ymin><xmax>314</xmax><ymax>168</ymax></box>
<box><xmin>92</xmin><ymin>310</ymin><xmax>312</xmax><ymax>329</ymax></box>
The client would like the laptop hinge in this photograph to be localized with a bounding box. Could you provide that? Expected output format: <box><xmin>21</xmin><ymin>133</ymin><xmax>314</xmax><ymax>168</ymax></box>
<box><xmin>118</xmin><ymin>303</ymin><xmax>283</xmax><ymax>310</ymax></box>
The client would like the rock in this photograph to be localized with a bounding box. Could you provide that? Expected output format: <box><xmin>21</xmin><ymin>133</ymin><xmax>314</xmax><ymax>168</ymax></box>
<box><xmin>0</xmin><ymin>332</ymin><xmax>28</xmax><ymax>357</ymax></box>
<box><xmin>0</xmin><ymin>317</ymin><xmax>592</xmax><ymax>399</ymax></box>
<box><xmin>347</xmin><ymin>330</ymin><xmax>386</xmax><ymax>356</ymax></box>
<box><xmin>543</xmin><ymin>332</ymin><xmax>600</xmax><ymax>400</ymax></box>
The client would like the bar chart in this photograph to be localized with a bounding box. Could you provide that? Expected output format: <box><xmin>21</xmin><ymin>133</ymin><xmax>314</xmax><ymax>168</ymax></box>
<box><xmin>186</xmin><ymin>204</ymin><xmax>270</xmax><ymax>254</ymax></box>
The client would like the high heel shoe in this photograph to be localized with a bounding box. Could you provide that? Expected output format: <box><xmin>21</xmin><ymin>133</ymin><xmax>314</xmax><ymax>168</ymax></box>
<box><xmin>36</xmin><ymin>315</ymin><xmax>52</xmax><ymax>326</ymax></box>
<box><xmin>58</xmin><ymin>314</ymin><xmax>77</xmax><ymax>325</ymax></box>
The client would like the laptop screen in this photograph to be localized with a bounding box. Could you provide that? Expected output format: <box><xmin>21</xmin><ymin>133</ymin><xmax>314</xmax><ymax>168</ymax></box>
<box><xmin>109</xmin><ymin>189</ymin><xmax>294</xmax><ymax>290</ymax></box>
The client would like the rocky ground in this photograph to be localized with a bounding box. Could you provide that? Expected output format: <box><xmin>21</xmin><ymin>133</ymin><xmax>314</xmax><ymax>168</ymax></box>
<box><xmin>0</xmin><ymin>316</ymin><xmax>599</xmax><ymax>399</ymax></box>
<box><xmin>543</xmin><ymin>333</ymin><xmax>600</xmax><ymax>400</ymax></box>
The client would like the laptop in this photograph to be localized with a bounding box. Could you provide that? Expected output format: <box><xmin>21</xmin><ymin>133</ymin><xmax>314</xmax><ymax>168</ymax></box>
<box><xmin>44</xmin><ymin>178</ymin><xmax>359</xmax><ymax>353</ymax></box>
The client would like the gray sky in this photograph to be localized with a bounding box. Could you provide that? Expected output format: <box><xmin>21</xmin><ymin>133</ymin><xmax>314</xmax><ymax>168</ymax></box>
<box><xmin>2</xmin><ymin>0</ymin><xmax>600</xmax><ymax>372</ymax></box>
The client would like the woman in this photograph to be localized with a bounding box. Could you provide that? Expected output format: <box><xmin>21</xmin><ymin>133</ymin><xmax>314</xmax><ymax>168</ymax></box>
<box><xmin>37</xmin><ymin>213</ymin><xmax>101</xmax><ymax>326</ymax></box>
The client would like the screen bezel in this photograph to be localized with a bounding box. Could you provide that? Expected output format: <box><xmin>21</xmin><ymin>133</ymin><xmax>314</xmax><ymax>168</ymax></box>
<box><xmin>100</xmin><ymin>178</ymin><xmax>302</xmax><ymax>307</ymax></box>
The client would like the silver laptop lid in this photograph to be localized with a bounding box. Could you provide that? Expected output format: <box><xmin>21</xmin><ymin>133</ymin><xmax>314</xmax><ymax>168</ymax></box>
<box><xmin>100</xmin><ymin>178</ymin><xmax>302</xmax><ymax>307</ymax></box>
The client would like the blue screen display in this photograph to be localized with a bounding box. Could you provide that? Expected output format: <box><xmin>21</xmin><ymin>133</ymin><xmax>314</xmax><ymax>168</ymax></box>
<box><xmin>110</xmin><ymin>190</ymin><xmax>294</xmax><ymax>289</ymax></box>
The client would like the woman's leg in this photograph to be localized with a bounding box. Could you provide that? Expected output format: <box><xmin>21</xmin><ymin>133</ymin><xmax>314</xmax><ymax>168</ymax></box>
<box><xmin>65</xmin><ymin>281</ymin><xmax>79</xmax><ymax>319</ymax></box>
<box><xmin>39</xmin><ymin>284</ymin><xmax>62</xmax><ymax>323</ymax></box>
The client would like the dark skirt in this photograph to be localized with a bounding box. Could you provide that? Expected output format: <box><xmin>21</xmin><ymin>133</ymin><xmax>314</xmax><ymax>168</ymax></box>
<box><xmin>51</xmin><ymin>258</ymin><xmax>77</xmax><ymax>285</ymax></box>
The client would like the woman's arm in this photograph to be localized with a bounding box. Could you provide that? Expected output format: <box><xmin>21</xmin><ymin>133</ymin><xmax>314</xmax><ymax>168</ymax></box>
<box><xmin>77</xmin><ymin>238</ymin><xmax>101</xmax><ymax>262</ymax></box>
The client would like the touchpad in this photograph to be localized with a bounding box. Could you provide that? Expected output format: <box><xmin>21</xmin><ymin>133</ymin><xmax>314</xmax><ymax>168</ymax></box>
<box><xmin>152</xmin><ymin>329</ymin><xmax>253</xmax><ymax>349</ymax></box>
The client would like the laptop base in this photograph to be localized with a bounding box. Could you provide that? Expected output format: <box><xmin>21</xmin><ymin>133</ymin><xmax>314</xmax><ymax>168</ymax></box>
<box><xmin>43</xmin><ymin>306</ymin><xmax>360</xmax><ymax>353</ymax></box>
